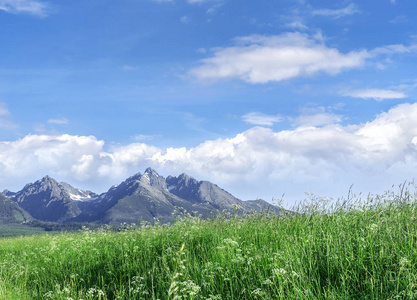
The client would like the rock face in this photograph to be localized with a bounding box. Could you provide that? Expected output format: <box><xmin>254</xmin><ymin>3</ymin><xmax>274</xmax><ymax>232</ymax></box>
<box><xmin>3</xmin><ymin>168</ymin><xmax>281</xmax><ymax>225</ymax></box>
<box><xmin>7</xmin><ymin>176</ymin><xmax>97</xmax><ymax>223</ymax></box>
<box><xmin>76</xmin><ymin>168</ymin><xmax>217</xmax><ymax>225</ymax></box>
<box><xmin>166</xmin><ymin>173</ymin><xmax>243</xmax><ymax>209</ymax></box>
<box><xmin>0</xmin><ymin>193</ymin><xmax>32</xmax><ymax>224</ymax></box>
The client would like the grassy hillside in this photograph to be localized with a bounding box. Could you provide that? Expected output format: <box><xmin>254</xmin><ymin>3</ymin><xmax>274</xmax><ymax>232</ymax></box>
<box><xmin>1</xmin><ymin>187</ymin><xmax>417</xmax><ymax>299</ymax></box>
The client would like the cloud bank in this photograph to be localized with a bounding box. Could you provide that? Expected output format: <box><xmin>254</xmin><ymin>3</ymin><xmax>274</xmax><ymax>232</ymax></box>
<box><xmin>1</xmin><ymin>103</ymin><xmax>417</xmax><ymax>202</ymax></box>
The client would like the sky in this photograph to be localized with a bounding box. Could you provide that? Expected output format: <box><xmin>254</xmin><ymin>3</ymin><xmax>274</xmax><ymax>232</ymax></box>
<box><xmin>1</xmin><ymin>0</ymin><xmax>417</xmax><ymax>205</ymax></box>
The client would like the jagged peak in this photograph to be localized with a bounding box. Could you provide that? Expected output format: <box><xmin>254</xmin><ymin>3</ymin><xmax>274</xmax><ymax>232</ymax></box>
<box><xmin>144</xmin><ymin>167</ymin><xmax>159</xmax><ymax>177</ymax></box>
<box><xmin>38</xmin><ymin>175</ymin><xmax>58</xmax><ymax>184</ymax></box>
<box><xmin>25</xmin><ymin>176</ymin><xmax>60</xmax><ymax>189</ymax></box>
<box><xmin>178</xmin><ymin>173</ymin><xmax>190</xmax><ymax>179</ymax></box>
<box><xmin>142</xmin><ymin>168</ymin><xmax>167</xmax><ymax>189</ymax></box>
<box><xmin>178</xmin><ymin>173</ymin><xmax>199</xmax><ymax>184</ymax></box>
<box><xmin>126</xmin><ymin>172</ymin><xmax>142</xmax><ymax>182</ymax></box>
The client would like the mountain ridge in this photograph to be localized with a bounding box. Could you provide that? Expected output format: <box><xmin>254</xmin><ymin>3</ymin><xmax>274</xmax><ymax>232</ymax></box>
<box><xmin>1</xmin><ymin>168</ymin><xmax>281</xmax><ymax>226</ymax></box>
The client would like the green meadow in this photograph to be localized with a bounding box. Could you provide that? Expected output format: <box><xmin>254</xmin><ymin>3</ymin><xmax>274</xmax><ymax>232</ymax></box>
<box><xmin>1</xmin><ymin>185</ymin><xmax>417</xmax><ymax>299</ymax></box>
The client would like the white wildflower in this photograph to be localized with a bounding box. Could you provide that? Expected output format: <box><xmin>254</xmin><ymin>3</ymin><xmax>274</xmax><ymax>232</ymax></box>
<box><xmin>251</xmin><ymin>288</ymin><xmax>262</xmax><ymax>295</ymax></box>
<box><xmin>223</xmin><ymin>238</ymin><xmax>239</xmax><ymax>247</ymax></box>
<box><xmin>272</xmin><ymin>268</ymin><xmax>287</xmax><ymax>276</ymax></box>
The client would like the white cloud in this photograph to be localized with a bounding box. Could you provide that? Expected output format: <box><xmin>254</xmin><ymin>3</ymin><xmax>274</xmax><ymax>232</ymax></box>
<box><xmin>370</xmin><ymin>44</ymin><xmax>417</xmax><ymax>56</ymax></box>
<box><xmin>0</xmin><ymin>0</ymin><xmax>49</xmax><ymax>17</ymax></box>
<box><xmin>187</xmin><ymin>0</ymin><xmax>217</xmax><ymax>3</ymax></box>
<box><xmin>285</xmin><ymin>21</ymin><xmax>308</xmax><ymax>30</ymax></box>
<box><xmin>189</xmin><ymin>32</ymin><xmax>417</xmax><ymax>85</ymax></box>
<box><xmin>342</xmin><ymin>88</ymin><xmax>407</xmax><ymax>101</ymax></box>
<box><xmin>291</xmin><ymin>105</ymin><xmax>343</xmax><ymax>127</ymax></box>
<box><xmin>2</xmin><ymin>103</ymin><xmax>417</xmax><ymax>202</ymax></box>
<box><xmin>390</xmin><ymin>15</ymin><xmax>407</xmax><ymax>24</ymax></box>
<box><xmin>0</xmin><ymin>102</ymin><xmax>16</xmax><ymax>129</ymax></box>
<box><xmin>122</xmin><ymin>65</ymin><xmax>138</xmax><ymax>71</ymax></box>
<box><xmin>0</xmin><ymin>103</ymin><xmax>10</xmax><ymax>117</ymax></box>
<box><xmin>0</xmin><ymin>134</ymin><xmax>105</xmax><ymax>180</ymax></box>
<box><xmin>294</xmin><ymin>113</ymin><xmax>342</xmax><ymax>127</ymax></box>
<box><xmin>190</xmin><ymin>32</ymin><xmax>368</xmax><ymax>84</ymax></box>
<box><xmin>48</xmin><ymin>118</ymin><xmax>68</xmax><ymax>125</ymax></box>
<box><xmin>131</xmin><ymin>134</ymin><xmax>156</xmax><ymax>142</ymax></box>
<box><xmin>312</xmin><ymin>3</ymin><xmax>360</xmax><ymax>18</ymax></box>
<box><xmin>242</xmin><ymin>112</ymin><xmax>282</xmax><ymax>126</ymax></box>
<box><xmin>180</xmin><ymin>16</ymin><xmax>190</xmax><ymax>24</ymax></box>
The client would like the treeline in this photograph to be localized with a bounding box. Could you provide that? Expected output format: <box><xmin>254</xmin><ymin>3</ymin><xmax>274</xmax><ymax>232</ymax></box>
<box><xmin>25</xmin><ymin>220</ymin><xmax>103</xmax><ymax>232</ymax></box>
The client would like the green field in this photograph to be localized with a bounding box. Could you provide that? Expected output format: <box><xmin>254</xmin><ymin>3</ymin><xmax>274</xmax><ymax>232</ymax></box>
<box><xmin>0</xmin><ymin>224</ymin><xmax>46</xmax><ymax>238</ymax></box>
<box><xmin>1</xmin><ymin>186</ymin><xmax>417</xmax><ymax>299</ymax></box>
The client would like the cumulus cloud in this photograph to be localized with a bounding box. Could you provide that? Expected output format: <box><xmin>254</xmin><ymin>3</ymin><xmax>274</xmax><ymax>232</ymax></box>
<box><xmin>342</xmin><ymin>88</ymin><xmax>407</xmax><ymax>101</ymax></box>
<box><xmin>0</xmin><ymin>134</ymin><xmax>105</xmax><ymax>178</ymax></box>
<box><xmin>312</xmin><ymin>3</ymin><xmax>360</xmax><ymax>18</ymax></box>
<box><xmin>0</xmin><ymin>0</ymin><xmax>49</xmax><ymax>17</ymax></box>
<box><xmin>242</xmin><ymin>112</ymin><xmax>282</xmax><ymax>126</ymax></box>
<box><xmin>2</xmin><ymin>103</ymin><xmax>417</xmax><ymax>201</ymax></box>
<box><xmin>189</xmin><ymin>32</ymin><xmax>368</xmax><ymax>84</ymax></box>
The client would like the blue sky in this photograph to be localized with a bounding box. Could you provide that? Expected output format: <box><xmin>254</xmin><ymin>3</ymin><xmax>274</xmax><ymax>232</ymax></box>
<box><xmin>1</xmin><ymin>0</ymin><xmax>417</xmax><ymax>204</ymax></box>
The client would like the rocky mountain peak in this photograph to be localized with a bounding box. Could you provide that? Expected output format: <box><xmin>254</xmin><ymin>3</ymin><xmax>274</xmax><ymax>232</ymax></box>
<box><xmin>25</xmin><ymin>175</ymin><xmax>62</xmax><ymax>195</ymax></box>
<box><xmin>143</xmin><ymin>167</ymin><xmax>167</xmax><ymax>189</ymax></box>
<box><xmin>59</xmin><ymin>182</ymin><xmax>98</xmax><ymax>201</ymax></box>
<box><xmin>2</xmin><ymin>189</ymin><xmax>15</xmax><ymax>197</ymax></box>
<box><xmin>167</xmin><ymin>173</ymin><xmax>199</xmax><ymax>191</ymax></box>
<box><xmin>39</xmin><ymin>175</ymin><xmax>56</xmax><ymax>185</ymax></box>
<box><xmin>144</xmin><ymin>167</ymin><xmax>158</xmax><ymax>176</ymax></box>
<box><xmin>125</xmin><ymin>172</ymin><xmax>142</xmax><ymax>183</ymax></box>
<box><xmin>1</xmin><ymin>168</ymin><xmax>282</xmax><ymax>225</ymax></box>
<box><xmin>179</xmin><ymin>173</ymin><xmax>198</xmax><ymax>185</ymax></box>
<box><xmin>9</xmin><ymin>175</ymin><xmax>83</xmax><ymax>222</ymax></box>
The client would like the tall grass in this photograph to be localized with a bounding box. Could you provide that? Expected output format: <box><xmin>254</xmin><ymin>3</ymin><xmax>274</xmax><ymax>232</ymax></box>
<box><xmin>1</xmin><ymin>183</ymin><xmax>417</xmax><ymax>299</ymax></box>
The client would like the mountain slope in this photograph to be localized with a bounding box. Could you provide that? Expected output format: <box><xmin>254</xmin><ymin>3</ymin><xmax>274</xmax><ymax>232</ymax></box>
<box><xmin>3</xmin><ymin>168</ymin><xmax>281</xmax><ymax>225</ymax></box>
<box><xmin>166</xmin><ymin>173</ymin><xmax>280</xmax><ymax>213</ymax></box>
<box><xmin>9</xmin><ymin>176</ymin><xmax>97</xmax><ymax>223</ymax></box>
<box><xmin>88</xmin><ymin>168</ymin><xmax>216</xmax><ymax>224</ymax></box>
<box><xmin>166</xmin><ymin>173</ymin><xmax>242</xmax><ymax>209</ymax></box>
<box><xmin>0</xmin><ymin>193</ymin><xmax>33</xmax><ymax>224</ymax></box>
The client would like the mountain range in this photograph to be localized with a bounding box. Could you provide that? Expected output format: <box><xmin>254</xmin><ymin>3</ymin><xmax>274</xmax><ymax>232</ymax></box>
<box><xmin>1</xmin><ymin>168</ymin><xmax>280</xmax><ymax>226</ymax></box>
